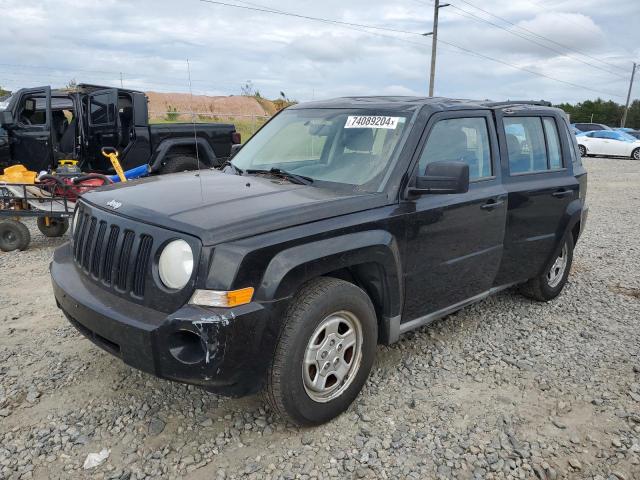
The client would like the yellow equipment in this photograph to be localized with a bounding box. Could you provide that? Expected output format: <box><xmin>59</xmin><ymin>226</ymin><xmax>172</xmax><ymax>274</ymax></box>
<box><xmin>0</xmin><ymin>165</ymin><xmax>38</xmax><ymax>184</ymax></box>
<box><xmin>101</xmin><ymin>147</ymin><xmax>127</xmax><ymax>183</ymax></box>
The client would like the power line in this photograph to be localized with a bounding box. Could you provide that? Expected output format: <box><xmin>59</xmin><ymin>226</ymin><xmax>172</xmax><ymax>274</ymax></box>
<box><xmin>414</xmin><ymin>0</ymin><xmax>629</xmax><ymax>79</ymax></box>
<box><xmin>454</xmin><ymin>0</ymin><xmax>629</xmax><ymax>73</ymax></box>
<box><xmin>521</xmin><ymin>0</ymin><xmax>635</xmax><ymax>56</ymax></box>
<box><xmin>1</xmin><ymin>1</ymin><xmax>626</xmax><ymax>101</ymax></box>
<box><xmin>199</xmin><ymin>0</ymin><xmax>428</xmax><ymax>36</ymax></box>
<box><xmin>199</xmin><ymin>0</ymin><xmax>626</xmax><ymax>98</ymax></box>
<box><xmin>434</xmin><ymin>37</ymin><xmax>624</xmax><ymax>98</ymax></box>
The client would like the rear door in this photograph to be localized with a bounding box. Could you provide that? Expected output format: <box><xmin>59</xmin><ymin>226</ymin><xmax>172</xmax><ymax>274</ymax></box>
<box><xmin>86</xmin><ymin>89</ymin><xmax>118</xmax><ymax>170</ymax></box>
<box><xmin>494</xmin><ymin>112</ymin><xmax>577</xmax><ymax>285</ymax></box>
<box><xmin>10</xmin><ymin>86</ymin><xmax>52</xmax><ymax>171</ymax></box>
<box><xmin>402</xmin><ymin>110</ymin><xmax>507</xmax><ymax>321</ymax></box>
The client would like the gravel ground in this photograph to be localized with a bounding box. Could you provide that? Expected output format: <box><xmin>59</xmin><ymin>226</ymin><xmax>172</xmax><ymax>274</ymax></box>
<box><xmin>1</xmin><ymin>157</ymin><xmax>639</xmax><ymax>480</ymax></box>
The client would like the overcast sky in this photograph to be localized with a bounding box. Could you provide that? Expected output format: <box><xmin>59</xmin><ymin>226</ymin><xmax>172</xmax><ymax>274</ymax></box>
<box><xmin>1</xmin><ymin>0</ymin><xmax>638</xmax><ymax>105</ymax></box>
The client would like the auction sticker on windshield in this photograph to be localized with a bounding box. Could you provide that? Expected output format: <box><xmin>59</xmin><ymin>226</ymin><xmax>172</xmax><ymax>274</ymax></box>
<box><xmin>345</xmin><ymin>116</ymin><xmax>400</xmax><ymax>129</ymax></box>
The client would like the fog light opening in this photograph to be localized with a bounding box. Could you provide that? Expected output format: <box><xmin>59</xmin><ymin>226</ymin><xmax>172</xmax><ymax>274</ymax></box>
<box><xmin>168</xmin><ymin>330</ymin><xmax>206</xmax><ymax>365</ymax></box>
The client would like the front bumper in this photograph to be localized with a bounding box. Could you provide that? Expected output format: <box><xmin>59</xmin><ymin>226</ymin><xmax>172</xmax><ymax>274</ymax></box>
<box><xmin>51</xmin><ymin>243</ymin><xmax>286</xmax><ymax>396</ymax></box>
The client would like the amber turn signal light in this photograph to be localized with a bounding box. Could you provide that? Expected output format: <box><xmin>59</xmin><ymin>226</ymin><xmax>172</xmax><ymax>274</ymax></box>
<box><xmin>189</xmin><ymin>287</ymin><xmax>254</xmax><ymax>308</ymax></box>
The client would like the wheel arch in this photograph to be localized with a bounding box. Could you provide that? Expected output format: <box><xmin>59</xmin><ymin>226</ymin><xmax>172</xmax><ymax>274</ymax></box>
<box><xmin>149</xmin><ymin>138</ymin><xmax>217</xmax><ymax>172</ymax></box>
<box><xmin>256</xmin><ymin>231</ymin><xmax>404</xmax><ymax>345</ymax></box>
<box><xmin>540</xmin><ymin>198</ymin><xmax>582</xmax><ymax>277</ymax></box>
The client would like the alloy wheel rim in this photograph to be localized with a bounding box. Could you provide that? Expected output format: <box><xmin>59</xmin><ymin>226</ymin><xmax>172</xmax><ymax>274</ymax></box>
<box><xmin>302</xmin><ymin>310</ymin><xmax>363</xmax><ymax>403</ymax></box>
<box><xmin>634</xmin><ymin>149</ymin><xmax>640</xmax><ymax>160</ymax></box>
<box><xmin>547</xmin><ymin>244</ymin><xmax>568</xmax><ymax>288</ymax></box>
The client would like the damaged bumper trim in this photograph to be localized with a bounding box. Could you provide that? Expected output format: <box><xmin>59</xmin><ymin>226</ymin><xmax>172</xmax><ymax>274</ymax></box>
<box><xmin>51</xmin><ymin>244</ymin><xmax>285</xmax><ymax>396</ymax></box>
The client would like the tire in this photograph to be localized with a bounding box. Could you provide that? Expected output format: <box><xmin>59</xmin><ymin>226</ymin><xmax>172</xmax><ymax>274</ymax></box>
<box><xmin>160</xmin><ymin>155</ymin><xmax>200</xmax><ymax>174</ymax></box>
<box><xmin>265</xmin><ymin>277</ymin><xmax>378</xmax><ymax>426</ymax></box>
<box><xmin>632</xmin><ymin>148</ymin><xmax>640</xmax><ymax>161</ymax></box>
<box><xmin>0</xmin><ymin>220</ymin><xmax>31</xmax><ymax>252</ymax></box>
<box><xmin>37</xmin><ymin>217</ymin><xmax>69</xmax><ymax>238</ymax></box>
<box><xmin>520</xmin><ymin>234</ymin><xmax>574</xmax><ymax>302</ymax></box>
<box><xmin>578</xmin><ymin>145</ymin><xmax>587</xmax><ymax>157</ymax></box>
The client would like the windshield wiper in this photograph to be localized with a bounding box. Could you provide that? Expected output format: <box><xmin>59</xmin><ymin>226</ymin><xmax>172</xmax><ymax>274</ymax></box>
<box><xmin>246</xmin><ymin>168</ymin><xmax>313</xmax><ymax>185</ymax></box>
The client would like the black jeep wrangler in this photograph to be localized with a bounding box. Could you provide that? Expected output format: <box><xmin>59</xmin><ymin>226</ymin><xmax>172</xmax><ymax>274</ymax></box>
<box><xmin>51</xmin><ymin>97</ymin><xmax>588</xmax><ymax>425</ymax></box>
<box><xmin>0</xmin><ymin>84</ymin><xmax>240</xmax><ymax>175</ymax></box>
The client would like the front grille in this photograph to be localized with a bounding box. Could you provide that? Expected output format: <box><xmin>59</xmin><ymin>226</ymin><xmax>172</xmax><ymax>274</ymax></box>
<box><xmin>73</xmin><ymin>206</ymin><xmax>153</xmax><ymax>299</ymax></box>
<box><xmin>70</xmin><ymin>201</ymin><xmax>200</xmax><ymax>312</ymax></box>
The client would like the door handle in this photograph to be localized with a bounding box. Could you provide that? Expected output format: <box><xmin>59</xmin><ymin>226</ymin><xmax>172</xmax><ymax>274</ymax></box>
<box><xmin>552</xmin><ymin>189</ymin><xmax>573</xmax><ymax>198</ymax></box>
<box><xmin>481</xmin><ymin>199</ymin><xmax>504</xmax><ymax>210</ymax></box>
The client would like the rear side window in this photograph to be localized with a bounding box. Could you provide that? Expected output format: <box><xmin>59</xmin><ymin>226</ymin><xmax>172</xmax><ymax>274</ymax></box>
<box><xmin>420</xmin><ymin>117</ymin><xmax>492</xmax><ymax>180</ymax></box>
<box><xmin>505</xmin><ymin>117</ymin><xmax>564</xmax><ymax>174</ymax></box>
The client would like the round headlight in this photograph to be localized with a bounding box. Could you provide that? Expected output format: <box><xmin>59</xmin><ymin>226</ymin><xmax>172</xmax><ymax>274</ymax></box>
<box><xmin>158</xmin><ymin>240</ymin><xmax>194</xmax><ymax>290</ymax></box>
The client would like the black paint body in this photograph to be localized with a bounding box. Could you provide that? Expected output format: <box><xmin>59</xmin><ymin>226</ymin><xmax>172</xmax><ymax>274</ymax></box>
<box><xmin>50</xmin><ymin>97</ymin><xmax>588</xmax><ymax>396</ymax></box>
<box><xmin>0</xmin><ymin>84</ymin><xmax>238</xmax><ymax>173</ymax></box>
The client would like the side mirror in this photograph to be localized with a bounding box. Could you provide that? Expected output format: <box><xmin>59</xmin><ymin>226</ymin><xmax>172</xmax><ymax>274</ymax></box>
<box><xmin>409</xmin><ymin>161</ymin><xmax>469</xmax><ymax>196</ymax></box>
<box><xmin>230</xmin><ymin>143</ymin><xmax>243</xmax><ymax>158</ymax></box>
<box><xmin>0</xmin><ymin>111</ymin><xmax>13</xmax><ymax>126</ymax></box>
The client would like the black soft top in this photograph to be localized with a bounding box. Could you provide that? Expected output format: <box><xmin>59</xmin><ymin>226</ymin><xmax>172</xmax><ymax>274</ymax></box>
<box><xmin>291</xmin><ymin>96</ymin><xmax>556</xmax><ymax>114</ymax></box>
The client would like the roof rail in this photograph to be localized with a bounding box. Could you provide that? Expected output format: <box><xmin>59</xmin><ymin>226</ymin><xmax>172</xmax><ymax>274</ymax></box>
<box><xmin>484</xmin><ymin>100</ymin><xmax>552</xmax><ymax>107</ymax></box>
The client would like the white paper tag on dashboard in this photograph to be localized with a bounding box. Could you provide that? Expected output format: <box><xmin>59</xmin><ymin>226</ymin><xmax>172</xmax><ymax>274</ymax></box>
<box><xmin>344</xmin><ymin>116</ymin><xmax>400</xmax><ymax>129</ymax></box>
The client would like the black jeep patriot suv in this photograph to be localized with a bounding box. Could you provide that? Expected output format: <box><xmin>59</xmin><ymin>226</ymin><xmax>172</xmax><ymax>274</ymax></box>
<box><xmin>51</xmin><ymin>97</ymin><xmax>588</xmax><ymax>425</ymax></box>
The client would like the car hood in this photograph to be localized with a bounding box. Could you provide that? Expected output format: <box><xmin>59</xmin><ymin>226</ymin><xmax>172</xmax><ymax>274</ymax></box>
<box><xmin>81</xmin><ymin>170</ymin><xmax>388</xmax><ymax>245</ymax></box>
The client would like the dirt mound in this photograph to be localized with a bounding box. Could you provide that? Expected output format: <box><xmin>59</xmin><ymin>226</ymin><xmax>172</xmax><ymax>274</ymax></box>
<box><xmin>146</xmin><ymin>92</ymin><xmax>276</xmax><ymax>120</ymax></box>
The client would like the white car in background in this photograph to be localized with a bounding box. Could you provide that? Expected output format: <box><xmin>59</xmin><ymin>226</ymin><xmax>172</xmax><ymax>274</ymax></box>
<box><xmin>577</xmin><ymin>130</ymin><xmax>640</xmax><ymax>160</ymax></box>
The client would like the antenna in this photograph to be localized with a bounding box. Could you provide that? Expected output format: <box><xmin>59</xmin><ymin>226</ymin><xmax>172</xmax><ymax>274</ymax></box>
<box><xmin>186</xmin><ymin>59</ymin><xmax>203</xmax><ymax>200</ymax></box>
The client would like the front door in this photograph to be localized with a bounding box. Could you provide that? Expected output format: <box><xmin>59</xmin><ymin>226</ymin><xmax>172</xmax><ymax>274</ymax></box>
<box><xmin>494</xmin><ymin>113</ymin><xmax>577</xmax><ymax>285</ymax></box>
<box><xmin>402</xmin><ymin>111</ymin><xmax>507</xmax><ymax>322</ymax></box>
<box><xmin>10</xmin><ymin>86</ymin><xmax>52</xmax><ymax>172</ymax></box>
<box><xmin>86</xmin><ymin>89</ymin><xmax>119</xmax><ymax>171</ymax></box>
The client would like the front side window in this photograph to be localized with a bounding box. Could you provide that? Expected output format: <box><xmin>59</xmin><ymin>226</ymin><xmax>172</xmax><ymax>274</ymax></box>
<box><xmin>18</xmin><ymin>94</ymin><xmax>47</xmax><ymax>126</ymax></box>
<box><xmin>505</xmin><ymin>117</ymin><xmax>564</xmax><ymax>174</ymax></box>
<box><xmin>231</xmin><ymin>108</ymin><xmax>414</xmax><ymax>192</ymax></box>
<box><xmin>419</xmin><ymin>117</ymin><xmax>492</xmax><ymax>180</ymax></box>
<box><xmin>90</xmin><ymin>93</ymin><xmax>115</xmax><ymax>125</ymax></box>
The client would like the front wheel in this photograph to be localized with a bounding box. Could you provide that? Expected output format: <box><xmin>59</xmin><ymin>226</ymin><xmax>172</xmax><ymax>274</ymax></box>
<box><xmin>520</xmin><ymin>234</ymin><xmax>574</xmax><ymax>302</ymax></box>
<box><xmin>632</xmin><ymin>148</ymin><xmax>640</xmax><ymax>161</ymax></box>
<box><xmin>265</xmin><ymin>277</ymin><xmax>377</xmax><ymax>426</ymax></box>
<box><xmin>578</xmin><ymin>145</ymin><xmax>587</xmax><ymax>157</ymax></box>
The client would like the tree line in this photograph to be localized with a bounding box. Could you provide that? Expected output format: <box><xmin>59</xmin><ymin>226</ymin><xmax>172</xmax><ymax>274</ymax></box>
<box><xmin>555</xmin><ymin>98</ymin><xmax>640</xmax><ymax>129</ymax></box>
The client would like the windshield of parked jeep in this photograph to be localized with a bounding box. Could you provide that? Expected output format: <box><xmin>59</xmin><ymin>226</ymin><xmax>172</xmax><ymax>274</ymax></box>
<box><xmin>231</xmin><ymin>108</ymin><xmax>412</xmax><ymax>192</ymax></box>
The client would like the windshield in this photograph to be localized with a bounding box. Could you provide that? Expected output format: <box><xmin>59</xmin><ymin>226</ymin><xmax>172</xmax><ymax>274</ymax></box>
<box><xmin>0</xmin><ymin>94</ymin><xmax>12</xmax><ymax>111</ymax></box>
<box><xmin>231</xmin><ymin>108</ymin><xmax>413</xmax><ymax>192</ymax></box>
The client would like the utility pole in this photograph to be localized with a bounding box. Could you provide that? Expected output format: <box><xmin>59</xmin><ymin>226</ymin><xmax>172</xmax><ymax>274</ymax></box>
<box><xmin>428</xmin><ymin>0</ymin><xmax>450</xmax><ymax>97</ymax></box>
<box><xmin>621</xmin><ymin>62</ymin><xmax>636</xmax><ymax>128</ymax></box>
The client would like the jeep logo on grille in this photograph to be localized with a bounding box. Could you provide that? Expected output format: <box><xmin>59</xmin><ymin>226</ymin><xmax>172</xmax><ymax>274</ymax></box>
<box><xmin>106</xmin><ymin>200</ymin><xmax>122</xmax><ymax>210</ymax></box>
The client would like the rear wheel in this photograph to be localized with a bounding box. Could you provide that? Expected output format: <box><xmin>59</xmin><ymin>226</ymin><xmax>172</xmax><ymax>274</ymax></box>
<box><xmin>37</xmin><ymin>217</ymin><xmax>69</xmax><ymax>237</ymax></box>
<box><xmin>265</xmin><ymin>277</ymin><xmax>377</xmax><ymax>426</ymax></box>
<box><xmin>160</xmin><ymin>155</ymin><xmax>200</xmax><ymax>174</ymax></box>
<box><xmin>632</xmin><ymin>148</ymin><xmax>640</xmax><ymax>161</ymax></box>
<box><xmin>0</xmin><ymin>220</ymin><xmax>31</xmax><ymax>252</ymax></box>
<box><xmin>520</xmin><ymin>234</ymin><xmax>574</xmax><ymax>302</ymax></box>
<box><xmin>578</xmin><ymin>145</ymin><xmax>587</xmax><ymax>157</ymax></box>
